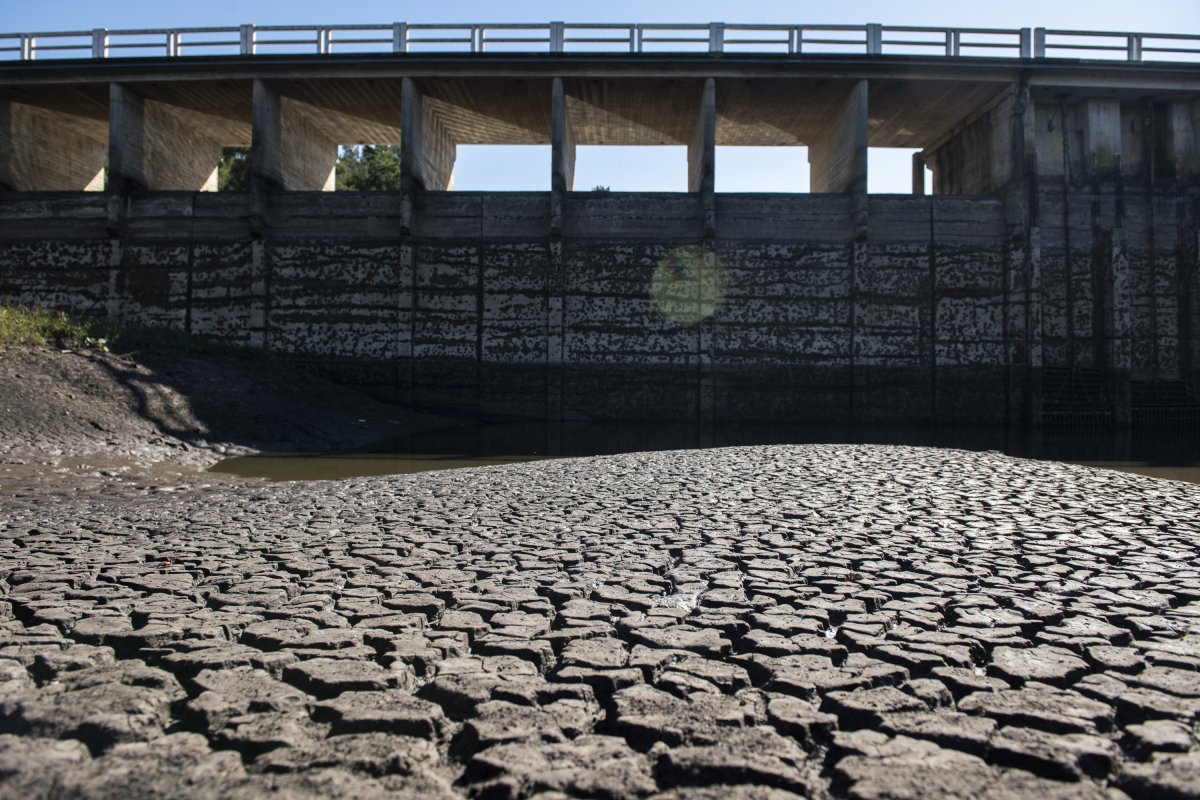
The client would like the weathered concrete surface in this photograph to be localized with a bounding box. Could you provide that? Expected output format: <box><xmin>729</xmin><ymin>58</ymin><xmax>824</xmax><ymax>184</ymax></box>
<box><xmin>1</xmin><ymin>186</ymin><xmax>1195</xmax><ymax>424</ymax></box>
<box><xmin>1</xmin><ymin>444</ymin><xmax>1198</xmax><ymax>797</ymax></box>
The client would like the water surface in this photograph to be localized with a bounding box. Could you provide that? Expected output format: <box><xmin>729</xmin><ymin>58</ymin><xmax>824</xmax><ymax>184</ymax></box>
<box><xmin>209</xmin><ymin>421</ymin><xmax>1200</xmax><ymax>485</ymax></box>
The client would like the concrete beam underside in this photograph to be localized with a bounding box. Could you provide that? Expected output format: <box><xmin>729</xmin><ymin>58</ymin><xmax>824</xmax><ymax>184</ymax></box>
<box><xmin>923</xmin><ymin>90</ymin><xmax>1018</xmax><ymax>195</ymax></box>
<box><xmin>401</xmin><ymin>77</ymin><xmax>456</xmax><ymax>193</ymax></box>
<box><xmin>109</xmin><ymin>84</ymin><xmax>227</xmax><ymax>193</ymax></box>
<box><xmin>0</xmin><ymin>100</ymin><xmax>106</xmax><ymax>191</ymax></box>
<box><xmin>808</xmin><ymin>81</ymin><xmax>868</xmax><ymax>195</ymax></box>
<box><xmin>252</xmin><ymin>79</ymin><xmax>337</xmax><ymax>192</ymax></box>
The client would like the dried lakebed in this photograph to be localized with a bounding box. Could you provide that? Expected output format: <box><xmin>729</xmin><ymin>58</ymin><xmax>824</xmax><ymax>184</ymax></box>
<box><xmin>1</xmin><ymin>444</ymin><xmax>1199</xmax><ymax>799</ymax></box>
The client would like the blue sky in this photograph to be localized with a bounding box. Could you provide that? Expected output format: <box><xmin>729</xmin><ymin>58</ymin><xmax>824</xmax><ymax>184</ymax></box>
<box><xmin>5</xmin><ymin>1</ymin><xmax>1198</xmax><ymax>193</ymax></box>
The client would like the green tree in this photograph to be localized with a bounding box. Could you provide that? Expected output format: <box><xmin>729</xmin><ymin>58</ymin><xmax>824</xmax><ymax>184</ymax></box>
<box><xmin>216</xmin><ymin>144</ymin><xmax>404</xmax><ymax>191</ymax></box>
<box><xmin>336</xmin><ymin>145</ymin><xmax>403</xmax><ymax>191</ymax></box>
<box><xmin>217</xmin><ymin>147</ymin><xmax>251</xmax><ymax>191</ymax></box>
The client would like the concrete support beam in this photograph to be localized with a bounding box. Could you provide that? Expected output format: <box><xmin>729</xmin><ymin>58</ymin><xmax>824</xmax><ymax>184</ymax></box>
<box><xmin>687</xmin><ymin>78</ymin><xmax>716</xmax><ymax>194</ymax></box>
<box><xmin>0</xmin><ymin>100</ymin><xmax>106</xmax><ymax>191</ymax></box>
<box><xmin>251</xmin><ymin>79</ymin><xmax>337</xmax><ymax>192</ymax></box>
<box><xmin>551</xmin><ymin>77</ymin><xmax>576</xmax><ymax>235</ymax></box>
<box><xmin>551</xmin><ymin>78</ymin><xmax>576</xmax><ymax>195</ymax></box>
<box><xmin>108</xmin><ymin>84</ymin><xmax>225</xmax><ymax>194</ymax></box>
<box><xmin>689</xmin><ymin>78</ymin><xmax>717</xmax><ymax>237</ymax></box>
<box><xmin>912</xmin><ymin>153</ymin><xmax>926</xmax><ymax>195</ymax></box>
<box><xmin>923</xmin><ymin>90</ymin><xmax>1019</xmax><ymax>195</ymax></box>
<box><xmin>400</xmin><ymin>77</ymin><xmax>456</xmax><ymax>193</ymax></box>
<box><xmin>1167</xmin><ymin>100</ymin><xmax>1199</xmax><ymax>179</ymax></box>
<box><xmin>1082</xmin><ymin>99</ymin><xmax>1122</xmax><ymax>178</ymax></box>
<box><xmin>809</xmin><ymin>80</ymin><xmax>868</xmax><ymax>194</ymax></box>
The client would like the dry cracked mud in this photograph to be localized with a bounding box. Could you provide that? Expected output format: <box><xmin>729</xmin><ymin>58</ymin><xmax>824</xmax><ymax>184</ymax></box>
<box><xmin>2</xmin><ymin>444</ymin><xmax>1199</xmax><ymax>799</ymax></box>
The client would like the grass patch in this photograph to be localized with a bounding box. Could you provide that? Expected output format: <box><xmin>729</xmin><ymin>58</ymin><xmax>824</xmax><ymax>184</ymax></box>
<box><xmin>0</xmin><ymin>305</ymin><xmax>257</xmax><ymax>355</ymax></box>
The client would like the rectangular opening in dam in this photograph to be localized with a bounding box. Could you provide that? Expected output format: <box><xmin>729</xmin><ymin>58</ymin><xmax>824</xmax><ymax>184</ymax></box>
<box><xmin>869</xmin><ymin>147</ymin><xmax>930</xmax><ymax>194</ymax></box>
<box><xmin>716</xmin><ymin>146</ymin><xmax>810</xmax><ymax>192</ymax></box>
<box><xmin>334</xmin><ymin>145</ymin><xmax>403</xmax><ymax>191</ymax></box>
<box><xmin>452</xmin><ymin>145</ymin><xmax>550</xmax><ymax>191</ymax></box>
<box><xmin>572</xmin><ymin>146</ymin><xmax>688</xmax><ymax>192</ymax></box>
<box><xmin>217</xmin><ymin>148</ymin><xmax>250</xmax><ymax>192</ymax></box>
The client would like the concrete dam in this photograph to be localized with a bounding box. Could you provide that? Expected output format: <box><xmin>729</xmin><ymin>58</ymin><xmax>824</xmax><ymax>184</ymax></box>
<box><xmin>1</xmin><ymin>23</ymin><xmax>1199</xmax><ymax>426</ymax></box>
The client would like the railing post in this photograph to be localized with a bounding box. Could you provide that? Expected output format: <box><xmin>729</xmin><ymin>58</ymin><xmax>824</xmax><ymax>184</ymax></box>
<box><xmin>550</xmin><ymin>21</ymin><xmax>565</xmax><ymax>53</ymax></box>
<box><xmin>1033</xmin><ymin>27</ymin><xmax>1046</xmax><ymax>58</ymax></box>
<box><xmin>944</xmin><ymin>29</ymin><xmax>953</xmax><ymax>57</ymax></box>
<box><xmin>635</xmin><ymin>24</ymin><xmax>643</xmax><ymax>53</ymax></box>
<box><xmin>91</xmin><ymin>29</ymin><xmax>107</xmax><ymax>59</ymax></box>
<box><xmin>318</xmin><ymin>28</ymin><xmax>329</xmax><ymax>55</ymax></box>
<box><xmin>239</xmin><ymin>24</ymin><xmax>255</xmax><ymax>56</ymax></box>
<box><xmin>392</xmin><ymin>23</ymin><xmax>407</xmax><ymax>53</ymax></box>
<box><xmin>709</xmin><ymin>22</ymin><xmax>724</xmax><ymax>54</ymax></box>
<box><xmin>1019</xmin><ymin>27</ymin><xmax>1032</xmax><ymax>58</ymax></box>
<box><xmin>1127</xmin><ymin>34</ymin><xmax>1142</xmax><ymax>61</ymax></box>
<box><xmin>952</xmin><ymin>30</ymin><xmax>961</xmax><ymax>57</ymax></box>
<box><xmin>20</xmin><ymin>35</ymin><xmax>33</xmax><ymax>61</ymax></box>
<box><xmin>167</xmin><ymin>31</ymin><xmax>180</xmax><ymax>57</ymax></box>
<box><xmin>866</xmin><ymin>23</ymin><xmax>883</xmax><ymax>55</ymax></box>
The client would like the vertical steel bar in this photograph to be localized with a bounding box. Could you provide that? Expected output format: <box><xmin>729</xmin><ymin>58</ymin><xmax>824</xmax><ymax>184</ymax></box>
<box><xmin>1127</xmin><ymin>34</ymin><xmax>1142</xmax><ymax>61</ymax></box>
<box><xmin>866</xmin><ymin>23</ymin><xmax>882</xmax><ymax>55</ymax></box>
<box><xmin>709</xmin><ymin>22</ymin><xmax>724</xmax><ymax>53</ymax></box>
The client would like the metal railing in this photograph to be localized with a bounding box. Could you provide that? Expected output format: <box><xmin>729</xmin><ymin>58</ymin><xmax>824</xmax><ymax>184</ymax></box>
<box><xmin>0</xmin><ymin>22</ymin><xmax>1197</xmax><ymax>63</ymax></box>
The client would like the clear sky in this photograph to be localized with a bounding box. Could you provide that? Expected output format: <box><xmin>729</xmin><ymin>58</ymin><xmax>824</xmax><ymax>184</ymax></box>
<box><xmin>5</xmin><ymin>1</ymin><xmax>1198</xmax><ymax>193</ymax></box>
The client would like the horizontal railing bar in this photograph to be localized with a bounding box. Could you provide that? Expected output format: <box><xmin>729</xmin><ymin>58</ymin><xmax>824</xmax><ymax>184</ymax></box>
<box><xmin>2</xmin><ymin>22</ymin><xmax>1196</xmax><ymax>63</ymax></box>
<box><xmin>1045</xmin><ymin>43</ymin><xmax>1131</xmax><ymax>51</ymax></box>
<box><xmin>885</xmin><ymin>25</ymin><xmax>1020</xmax><ymax>35</ymax></box>
<box><xmin>1045</xmin><ymin>28</ymin><xmax>1200</xmax><ymax>39</ymax></box>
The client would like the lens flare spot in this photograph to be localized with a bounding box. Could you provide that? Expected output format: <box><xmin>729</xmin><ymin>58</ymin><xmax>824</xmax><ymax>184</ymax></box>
<box><xmin>650</xmin><ymin>246</ymin><xmax>727</xmax><ymax>326</ymax></box>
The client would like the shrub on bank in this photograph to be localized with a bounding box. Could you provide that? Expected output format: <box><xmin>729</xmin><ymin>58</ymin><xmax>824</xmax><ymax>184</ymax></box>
<box><xmin>0</xmin><ymin>305</ymin><xmax>256</xmax><ymax>355</ymax></box>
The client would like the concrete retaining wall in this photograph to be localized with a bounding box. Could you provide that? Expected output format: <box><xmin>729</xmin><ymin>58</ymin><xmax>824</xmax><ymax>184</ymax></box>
<box><xmin>0</xmin><ymin>190</ymin><xmax>1195</xmax><ymax>424</ymax></box>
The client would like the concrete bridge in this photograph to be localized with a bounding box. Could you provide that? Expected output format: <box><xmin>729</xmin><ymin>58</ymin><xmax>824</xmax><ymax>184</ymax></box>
<box><xmin>1</xmin><ymin>22</ymin><xmax>1199</xmax><ymax>427</ymax></box>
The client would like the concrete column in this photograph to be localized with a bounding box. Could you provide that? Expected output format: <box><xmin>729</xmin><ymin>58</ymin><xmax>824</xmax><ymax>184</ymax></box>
<box><xmin>109</xmin><ymin>84</ymin><xmax>224</xmax><ymax>194</ymax></box>
<box><xmin>687</xmin><ymin>78</ymin><xmax>716</xmax><ymax>194</ymax></box>
<box><xmin>911</xmin><ymin>153</ymin><xmax>926</xmax><ymax>195</ymax></box>
<box><xmin>400</xmin><ymin>77</ymin><xmax>455</xmax><ymax>193</ymax></box>
<box><xmin>688</xmin><ymin>78</ymin><xmax>716</xmax><ymax>237</ymax></box>
<box><xmin>1167</xmin><ymin>100</ymin><xmax>1199</xmax><ymax>179</ymax></box>
<box><xmin>0</xmin><ymin>99</ymin><xmax>106</xmax><ymax>191</ymax></box>
<box><xmin>251</xmin><ymin>79</ymin><xmax>337</xmax><ymax>193</ymax></box>
<box><xmin>809</xmin><ymin>80</ymin><xmax>868</xmax><ymax>194</ymax></box>
<box><xmin>551</xmin><ymin>77</ymin><xmax>576</xmax><ymax>235</ymax></box>
<box><xmin>1082</xmin><ymin>99</ymin><xmax>1122</xmax><ymax>178</ymax></box>
<box><xmin>551</xmin><ymin>78</ymin><xmax>576</xmax><ymax>195</ymax></box>
<box><xmin>922</xmin><ymin>90</ymin><xmax>1022</xmax><ymax>196</ymax></box>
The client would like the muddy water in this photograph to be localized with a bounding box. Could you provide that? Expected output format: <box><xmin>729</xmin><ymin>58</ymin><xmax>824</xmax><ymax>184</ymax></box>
<box><xmin>208</xmin><ymin>422</ymin><xmax>1200</xmax><ymax>485</ymax></box>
